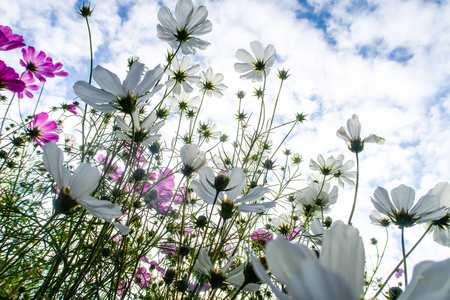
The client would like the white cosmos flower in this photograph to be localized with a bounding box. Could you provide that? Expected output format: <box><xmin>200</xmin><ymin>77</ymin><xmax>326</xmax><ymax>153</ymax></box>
<box><xmin>332</xmin><ymin>154</ymin><xmax>356</xmax><ymax>188</ymax></box>
<box><xmin>180</xmin><ymin>143</ymin><xmax>206</xmax><ymax>176</ymax></box>
<box><xmin>309</xmin><ymin>154</ymin><xmax>343</xmax><ymax>177</ymax></box>
<box><xmin>73</xmin><ymin>62</ymin><xmax>163</xmax><ymax>114</ymax></box>
<box><xmin>397</xmin><ymin>258</ymin><xmax>450</xmax><ymax>300</ymax></box>
<box><xmin>369</xmin><ymin>210</ymin><xmax>391</xmax><ymax>228</ymax></box>
<box><xmin>250</xmin><ymin>221</ymin><xmax>364</xmax><ymax>300</ymax></box>
<box><xmin>425</xmin><ymin>182</ymin><xmax>450</xmax><ymax>247</ymax></box>
<box><xmin>115</xmin><ymin>110</ymin><xmax>164</xmax><ymax>146</ymax></box>
<box><xmin>42</xmin><ymin>141</ymin><xmax>130</xmax><ymax>235</ymax></box>
<box><xmin>191</xmin><ymin>166</ymin><xmax>274</xmax><ymax>214</ymax></box>
<box><xmin>234</xmin><ymin>40</ymin><xmax>276</xmax><ymax>82</ymax></box>
<box><xmin>337</xmin><ymin>114</ymin><xmax>385</xmax><ymax>153</ymax></box>
<box><xmin>195</xmin><ymin>248</ymin><xmax>249</xmax><ymax>290</ymax></box>
<box><xmin>165</xmin><ymin>56</ymin><xmax>200</xmax><ymax>94</ymax></box>
<box><xmin>167</xmin><ymin>90</ymin><xmax>201</xmax><ymax>113</ymax></box>
<box><xmin>371</xmin><ymin>184</ymin><xmax>446</xmax><ymax>229</ymax></box>
<box><xmin>294</xmin><ymin>182</ymin><xmax>338</xmax><ymax>217</ymax></box>
<box><xmin>157</xmin><ymin>0</ymin><xmax>212</xmax><ymax>55</ymax></box>
<box><xmin>197</xmin><ymin>67</ymin><xmax>227</xmax><ymax>98</ymax></box>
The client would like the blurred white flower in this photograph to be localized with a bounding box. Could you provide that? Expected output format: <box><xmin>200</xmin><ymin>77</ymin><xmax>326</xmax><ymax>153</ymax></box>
<box><xmin>42</xmin><ymin>141</ymin><xmax>129</xmax><ymax>235</ymax></box>
<box><xmin>369</xmin><ymin>210</ymin><xmax>391</xmax><ymax>228</ymax></box>
<box><xmin>250</xmin><ymin>221</ymin><xmax>364</xmax><ymax>300</ymax></box>
<box><xmin>197</xmin><ymin>67</ymin><xmax>227</xmax><ymax>97</ymax></box>
<box><xmin>309</xmin><ymin>154</ymin><xmax>343</xmax><ymax>177</ymax></box>
<box><xmin>73</xmin><ymin>62</ymin><xmax>163</xmax><ymax>114</ymax></box>
<box><xmin>191</xmin><ymin>166</ymin><xmax>274</xmax><ymax>215</ymax></box>
<box><xmin>194</xmin><ymin>248</ymin><xmax>246</xmax><ymax>290</ymax></box>
<box><xmin>234</xmin><ymin>40</ymin><xmax>276</xmax><ymax>82</ymax></box>
<box><xmin>115</xmin><ymin>110</ymin><xmax>164</xmax><ymax>146</ymax></box>
<box><xmin>397</xmin><ymin>258</ymin><xmax>450</xmax><ymax>300</ymax></box>
<box><xmin>371</xmin><ymin>184</ymin><xmax>446</xmax><ymax>229</ymax></box>
<box><xmin>425</xmin><ymin>182</ymin><xmax>450</xmax><ymax>247</ymax></box>
<box><xmin>157</xmin><ymin>0</ymin><xmax>212</xmax><ymax>55</ymax></box>
<box><xmin>165</xmin><ymin>56</ymin><xmax>200</xmax><ymax>94</ymax></box>
<box><xmin>167</xmin><ymin>90</ymin><xmax>201</xmax><ymax>113</ymax></box>
<box><xmin>337</xmin><ymin>114</ymin><xmax>385</xmax><ymax>153</ymax></box>
<box><xmin>180</xmin><ymin>143</ymin><xmax>206</xmax><ymax>176</ymax></box>
<box><xmin>332</xmin><ymin>154</ymin><xmax>356</xmax><ymax>187</ymax></box>
<box><xmin>294</xmin><ymin>182</ymin><xmax>338</xmax><ymax>217</ymax></box>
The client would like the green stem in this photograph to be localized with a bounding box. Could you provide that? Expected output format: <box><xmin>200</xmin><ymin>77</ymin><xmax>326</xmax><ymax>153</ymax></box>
<box><xmin>401</xmin><ymin>227</ymin><xmax>408</xmax><ymax>287</ymax></box>
<box><xmin>347</xmin><ymin>152</ymin><xmax>359</xmax><ymax>225</ymax></box>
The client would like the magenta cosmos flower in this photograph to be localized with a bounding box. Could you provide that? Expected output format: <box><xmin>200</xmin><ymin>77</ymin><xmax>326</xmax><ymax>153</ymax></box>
<box><xmin>0</xmin><ymin>60</ymin><xmax>25</xmax><ymax>93</ymax></box>
<box><xmin>20</xmin><ymin>46</ymin><xmax>56</xmax><ymax>82</ymax></box>
<box><xmin>0</xmin><ymin>25</ymin><xmax>25</xmax><ymax>51</ymax></box>
<box><xmin>18</xmin><ymin>71</ymin><xmax>39</xmax><ymax>99</ymax></box>
<box><xmin>45</xmin><ymin>57</ymin><xmax>68</xmax><ymax>77</ymax></box>
<box><xmin>28</xmin><ymin>112</ymin><xmax>59</xmax><ymax>146</ymax></box>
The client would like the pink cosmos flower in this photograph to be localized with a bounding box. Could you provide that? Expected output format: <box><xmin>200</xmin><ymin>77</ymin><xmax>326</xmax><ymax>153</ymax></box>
<box><xmin>135</xmin><ymin>267</ymin><xmax>151</xmax><ymax>289</ymax></box>
<box><xmin>44</xmin><ymin>57</ymin><xmax>68</xmax><ymax>77</ymax></box>
<box><xmin>28</xmin><ymin>112</ymin><xmax>59</xmax><ymax>146</ymax></box>
<box><xmin>0</xmin><ymin>60</ymin><xmax>25</xmax><ymax>93</ymax></box>
<box><xmin>97</xmin><ymin>154</ymin><xmax>123</xmax><ymax>181</ymax></box>
<box><xmin>0</xmin><ymin>25</ymin><xmax>25</xmax><ymax>51</ymax></box>
<box><xmin>251</xmin><ymin>229</ymin><xmax>274</xmax><ymax>245</ymax></box>
<box><xmin>18</xmin><ymin>71</ymin><xmax>39</xmax><ymax>99</ymax></box>
<box><xmin>149</xmin><ymin>260</ymin><xmax>166</xmax><ymax>274</ymax></box>
<box><xmin>395</xmin><ymin>268</ymin><xmax>404</xmax><ymax>279</ymax></box>
<box><xmin>61</xmin><ymin>103</ymin><xmax>77</xmax><ymax>115</ymax></box>
<box><xmin>139</xmin><ymin>168</ymin><xmax>180</xmax><ymax>215</ymax></box>
<box><xmin>20</xmin><ymin>46</ymin><xmax>55</xmax><ymax>82</ymax></box>
<box><xmin>160</xmin><ymin>241</ymin><xmax>177</xmax><ymax>256</ymax></box>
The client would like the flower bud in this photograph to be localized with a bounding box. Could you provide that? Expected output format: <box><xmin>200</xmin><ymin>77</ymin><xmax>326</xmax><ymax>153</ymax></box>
<box><xmin>133</xmin><ymin>168</ymin><xmax>146</xmax><ymax>181</ymax></box>
<box><xmin>214</xmin><ymin>174</ymin><xmax>230</xmax><ymax>192</ymax></box>
<box><xmin>196</xmin><ymin>215</ymin><xmax>208</xmax><ymax>228</ymax></box>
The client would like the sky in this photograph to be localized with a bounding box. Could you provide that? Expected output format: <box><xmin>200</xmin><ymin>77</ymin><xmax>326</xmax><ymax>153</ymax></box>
<box><xmin>2</xmin><ymin>0</ymin><xmax>450</xmax><ymax>292</ymax></box>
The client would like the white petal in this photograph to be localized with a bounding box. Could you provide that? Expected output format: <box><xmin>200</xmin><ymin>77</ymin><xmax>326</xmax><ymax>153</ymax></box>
<box><xmin>236</xmin><ymin>49</ymin><xmax>255</xmax><ymax>63</ymax></box>
<box><xmin>336</xmin><ymin>126</ymin><xmax>351</xmax><ymax>142</ymax></box>
<box><xmin>398</xmin><ymin>258</ymin><xmax>450</xmax><ymax>300</ymax></box>
<box><xmin>266</xmin><ymin>236</ymin><xmax>316</xmax><ymax>285</ymax></box>
<box><xmin>234</xmin><ymin>186</ymin><xmax>268</xmax><ymax>204</ymax></box>
<box><xmin>237</xmin><ymin>202</ymin><xmax>275</xmax><ymax>213</ymax></box>
<box><xmin>234</xmin><ymin>62</ymin><xmax>254</xmax><ymax>73</ymax></box>
<box><xmin>263</xmin><ymin>44</ymin><xmax>276</xmax><ymax>62</ymax></box>
<box><xmin>433</xmin><ymin>228</ymin><xmax>450</xmax><ymax>247</ymax></box>
<box><xmin>42</xmin><ymin>141</ymin><xmax>71</xmax><ymax>189</ymax></box>
<box><xmin>427</xmin><ymin>182</ymin><xmax>450</xmax><ymax>208</ymax></box>
<box><xmin>391</xmin><ymin>184</ymin><xmax>415</xmax><ymax>212</ymax></box>
<box><xmin>194</xmin><ymin>248</ymin><xmax>213</xmax><ymax>275</ymax></box>
<box><xmin>347</xmin><ymin>114</ymin><xmax>361</xmax><ymax>140</ymax></box>
<box><xmin>287</xmin><ymin>260</ymin><xmax>358</xmax><ymax>300</ymax></box>
<box><xmin>111</xmin><ymin>221</ymin><xmax>130</xmax><ymax>235</ymax></box>
<box><xmin>320</xmin><ymin>221</ymin><xmax>365</xmax><ymax>298</ymax></box>
<box><xmin>225</xmin><ymin>168</ymin><xmax>246</xmax><ymax>201</ymax></box>
<box><xmin>69</xmin><ymin>163</ymin><xmax>100</xmax><ymax>200</ymax></box>
<box><xmin>250</xmin><ymin>41</ymin><xmax>263</xmax><ymax>60</ymax></box>
<box><xmin>73</xmin><ymin>81</ymin><xmax>116</xmax><ymax>106</ymax></box>
<box><xmin>77</xmin><ymin>196</ymin><xmax>123</xmax><ymax>222</ymax></box>
<box><xmin>92</xmin><ymin>65</ymin><xmax>124</xmax><ymax>96</ymax></box>
<box><xmin>175</xmin><ymin>0</ymin><xmax>193</xmax><ymax>26</ymax></box>
<box><xmin>249</xmin><ymin>251</ymin><xmax>289</xmax><ymax>300</ymax></box>
<box><xmin>123</xmin><ymin>62</ymin><xmax>144</xmax><ymax>94</ymax></box>
<box><xmin>135</xmin><ymin>65</ymin><xmax>164</xmax><ymax>96</ymax></box>
<box><xmin>157</xmin><ymin>6</ymin><xmax>177</xmax><ymax>32</ymax></box>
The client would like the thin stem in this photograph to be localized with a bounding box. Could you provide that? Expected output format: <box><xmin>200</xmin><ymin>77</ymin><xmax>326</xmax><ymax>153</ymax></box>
<box><xmin>401</xmin><ymin>227</ymin><xmax>408</xmax><ymax>287</ymax></box>
<box><xmin>347</xmin><ymin>152</ymin><xmax>359</xmax><ymax>225</ymax></box>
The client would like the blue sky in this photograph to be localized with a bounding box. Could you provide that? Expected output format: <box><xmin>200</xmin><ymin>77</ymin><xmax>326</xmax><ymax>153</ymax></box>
<box><xmin>2</xmin><ymin>0</ymin><xmax>450</xmax><ymax>287</ymax></box>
